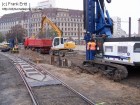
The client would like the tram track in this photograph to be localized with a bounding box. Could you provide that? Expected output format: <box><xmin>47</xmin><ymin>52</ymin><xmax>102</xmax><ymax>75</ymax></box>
<box><xmin>2</xmin><ymin>53</ymin><xmax>95</xmax><ymax>105</ymax></box>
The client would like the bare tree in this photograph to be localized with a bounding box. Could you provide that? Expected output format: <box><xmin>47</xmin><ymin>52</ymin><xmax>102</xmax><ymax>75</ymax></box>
<box><xmin>37</xmin><ymin>28</ymin><xmax>46</xmax><ymax>39</ymax></box>
<box><xmin>38</xmin><ymin>28</ymin><xmax>57</xmax><ymax>39</ymax></box>
<box><xmin>0</xmin><ymin>32</ymin><xmax>4</xmax><ymax>43</ymax></box>
<box><xmin>6</xmin><ymin>25</ymin><xmax>26</xmax><ymax>43</ymax></box>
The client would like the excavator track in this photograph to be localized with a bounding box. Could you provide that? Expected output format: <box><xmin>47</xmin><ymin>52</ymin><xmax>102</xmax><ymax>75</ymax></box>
<box><xmin>82</xmin><ymin>59</ymin><xmax>128</xmax><ymax>81</ymax></box>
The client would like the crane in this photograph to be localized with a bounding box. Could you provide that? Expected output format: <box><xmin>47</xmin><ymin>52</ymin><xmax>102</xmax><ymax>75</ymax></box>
<box><xmin>41</xmin><ymin>16</ymin><xmax>76</xmax><ymax>57</ymax></box>
<box><xmin>83</xmin><ymin>0</ymin><xmax>140</xmax><ymax>81</ymax></box>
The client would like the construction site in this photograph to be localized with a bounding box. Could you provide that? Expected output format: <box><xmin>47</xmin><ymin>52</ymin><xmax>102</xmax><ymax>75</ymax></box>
<box><xmin>0</xmin><ymin>0</ymin><xmax>140</xmax><ymax>105</ymax></box>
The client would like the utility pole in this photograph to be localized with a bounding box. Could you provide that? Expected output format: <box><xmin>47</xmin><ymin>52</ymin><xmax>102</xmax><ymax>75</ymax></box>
<box><xmin>129</xmin><ymin>17</ymin><xmax>131</xmax><ymax>37</ymax></box>
<box><xmin>28</xmin><ymin>3</ymin><xmax>32</xmax><ymax>37</ymax></box>
<box><xmin>78</xmin><ymin>23</ymin><xmax>80</xmax><ymax>45</ymax></box>
<box><xmin>138</xmin><ymin>18</ymin><xmax>140</xmax><ymax>36</ymax></box>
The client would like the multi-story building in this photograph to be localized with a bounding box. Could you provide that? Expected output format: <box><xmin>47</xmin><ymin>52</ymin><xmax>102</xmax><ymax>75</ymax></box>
<box><xmin>0</xmin><ymin>12</ymin><xmax>29</xmax><ymax>35</ymax></box>
<box><xmin>42</xmin><ymin>8</ymin><xmax>84</xmax><ymax>39</ymax></box>
<box><xmin>37</xmin><ymin>0</ymin><xmax>55</xmax><ymax>9</ymax></box>
<box><xmin>112</xmin><ymin>16</ymin><xmax>127</xmax><ymax>37</ymax></box>
<box><xmin>0</xmin><ymin>8</ymin><xmax>84</xmax><ymax>40</ymax></box>
<box><xmin>112</xmin><ymin>16</ymin><xmax>121</xmax><ymax>37</ymax></box>
<box><xmin>138</xmin><ymin>18</ymin><xmax>140</xmax><ymax>36</ymax></box>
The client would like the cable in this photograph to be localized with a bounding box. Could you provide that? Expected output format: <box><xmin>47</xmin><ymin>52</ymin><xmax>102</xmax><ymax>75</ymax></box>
<box><xmin>106</xmin><ymin>0</ymin><xmax>111</xmax><ymax>3</ymax></box>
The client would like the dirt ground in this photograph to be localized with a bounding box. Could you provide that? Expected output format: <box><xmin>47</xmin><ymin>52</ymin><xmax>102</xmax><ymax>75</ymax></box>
<box><xmin>18</xmin><ymin>49</ymin><xmax>140</xmax><ymax>105</ymax></box>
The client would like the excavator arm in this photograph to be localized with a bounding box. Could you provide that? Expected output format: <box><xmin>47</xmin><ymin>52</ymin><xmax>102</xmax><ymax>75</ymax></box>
<box><xmin>41</xmin><ymin>16</ymin><xmax>62</xmax><ymax>37</ymax></box>
<box><xmin>41</xmin><ymin>16</ymin><xmax>75</xmax><ymax>57</ymax></box>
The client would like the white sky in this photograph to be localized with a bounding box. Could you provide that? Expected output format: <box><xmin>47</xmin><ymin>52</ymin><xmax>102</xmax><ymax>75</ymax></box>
<box><xmin>0</xmin><ymin>0</ymin><xmax>140</xmax><ymax>34</ymax></box>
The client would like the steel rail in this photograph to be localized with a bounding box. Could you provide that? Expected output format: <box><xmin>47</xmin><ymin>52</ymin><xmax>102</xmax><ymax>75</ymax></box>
<box><xmin>14</xmin><ymin>63</ymin><xmax>40</xmax><ymax>105</ymax></box>
<box><xmin>21</xmin><ymin>56</ymin><xmax>96</xmax><ymax>105</ymax></box>
<box><xmin>0</xmin><ymin>53</ymin><xmax>39</xmax><ymax>105</ymax></box>
<box><xmin>37</xmin><ymin>65</ymin><xmax>96</xmax><ymax>105</ymax></box>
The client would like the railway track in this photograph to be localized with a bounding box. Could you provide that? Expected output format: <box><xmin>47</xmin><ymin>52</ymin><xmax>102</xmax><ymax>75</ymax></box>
<box><xmin>2</xmin><ymin>53</ymin><xmax>95</xmax><ymax>105</ymax></box>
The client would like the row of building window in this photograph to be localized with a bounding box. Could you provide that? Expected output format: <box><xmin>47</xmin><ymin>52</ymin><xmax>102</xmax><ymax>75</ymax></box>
<box><xmin>26</xmin><ymin>16</ymin><xmax>82</xmax><ymax>22</ymax></box>
<box><xmin>0</xmin><ymin>16</ymin><xmax>83</xmax><ymax>24</ymax></box>
<box><xmin>32</xmin><ymin>13</ymin><xmax>42</xmax><ymax>18</ymax></box>
<box><xmin>23</xmin><ymin>23</ymin><xmax>83</xmax><ymax>30</ymax></box>
<box><xmin>0</xmin><ymin>22</ymin><xmax>18</xmax><ymax>26</ymax></box>
<box><xmin>55</xmin><ymin>23</ymin><xmax>83</xmax><ymax>27</ymax></box>
<box><xmin>0</xmin><ymin>24</ymin><xmax>83</xmax><ymax>33</ymax></box>
<box><xmin>0</xmin><ymin>18</ymin><xmax>83</xmax><ymax>27</ymax></box>
<box><xmin>60</xmin><ymin>27</ymin><xmax>83</xmax><ymax>31</ymax></box>
<box><xmin>54</xmin><ymin>18</ymin><xmax>83</xmax><ymax>22</ymax></box>
<box><xmin>31</xmin><ymin>17</ymin><xmax>83</xmax><ymax>22</ymax></box>
<box><xmin>30</xmin><ymin>31</ymin><xmax>83</xmax><ymax>36</ymax></box>
<box><xmin>56</xmin><ymin>12</ymin><xmax>82</xmax><ymax>18</ymax></box>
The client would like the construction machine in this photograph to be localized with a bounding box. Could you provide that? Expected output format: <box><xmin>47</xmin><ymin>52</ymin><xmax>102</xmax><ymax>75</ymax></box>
<box><xmin>83</xmin><ymin>0</ymin><xmax>140</xmax><ymax>81</ymax></box>
<box><xmin>41</xmin><ymin>16</ymin><xmax>76</xmax><ymax>57</ymax></box>
<box><xmin>9</xmin><ymin>38</ymin><xmax>19</xmax><ymax>53</ymax></box>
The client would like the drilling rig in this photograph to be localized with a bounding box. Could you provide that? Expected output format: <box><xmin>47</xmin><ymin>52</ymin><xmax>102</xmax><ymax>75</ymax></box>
<box><xmin>83</xmin><ymin>0</ymin><xmax>140</xmax><ymax>81</ymax></box>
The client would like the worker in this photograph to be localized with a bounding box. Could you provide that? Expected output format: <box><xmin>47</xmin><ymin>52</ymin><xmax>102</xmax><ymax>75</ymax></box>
<box><xmin>89</xmin><ymin>39</ymin><xmax>96</xmax><ymax>60</ymax></box>
<box><xmin>87</xmin><ymin>41</ymin><xmax>91</xmax><ymax>60</ymax></box>
<box><xmin>14</xmin><ymin>44</ymin><xmax>18</xmax><ymax>51</ymax></box>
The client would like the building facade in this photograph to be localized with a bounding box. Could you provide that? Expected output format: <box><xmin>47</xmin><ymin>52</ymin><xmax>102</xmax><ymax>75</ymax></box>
<box><xmin>138</xmin><ymin>18</ymin><xmax>140</xmax><ymax>36</ymax></box>
<box><xmin>43</xmin><ymin>8</ymin><xmax>84</xmax><ymax>39</ymax></box>
<box><xmin>112</xmin><ymin>16</ymin><xmax>127</xmax><ymax>37</ymax></box>
<box><xmin>0</xmin><ymin>12</ymin><xmax>29</xmax><ymax>35</ymax></box>
<box><xmin>0</xmin><ymin>8</ymin><xmax>84</xmax><ymax>40</ymax></box>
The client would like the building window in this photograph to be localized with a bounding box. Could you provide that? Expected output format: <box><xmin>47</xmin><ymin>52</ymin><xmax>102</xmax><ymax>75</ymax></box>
<box><xmin>71</xmin><ymin>23</ymin><xmax>73</xmax><ymax>26</ymax></box>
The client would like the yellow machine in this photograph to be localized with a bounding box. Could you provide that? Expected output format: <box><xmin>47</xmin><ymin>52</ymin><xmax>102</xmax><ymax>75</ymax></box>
<box><xmin>11</xmin><ymin>45</ymin><xmax>19</xmax><ymax>53</ymax></box>
<box><xmin>41</xmin><ymin>16</ymin><xmax>76</xmax><ymax>56</ymax></box>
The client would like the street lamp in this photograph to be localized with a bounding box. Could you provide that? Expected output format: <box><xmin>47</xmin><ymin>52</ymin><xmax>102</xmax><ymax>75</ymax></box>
<box><xmin>28</xmin><ymin>3</ymin><xmax>32</xmax><ymax>37</ymax></box>
<box><xmin>78</xmin><ymin>23</ymin><xmax>80</xmax><ymax>45</ymax></box>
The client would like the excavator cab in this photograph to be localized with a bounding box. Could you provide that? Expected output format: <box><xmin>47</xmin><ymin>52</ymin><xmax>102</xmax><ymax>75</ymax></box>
<box><xmin>52</xmin><ymin>37</ymin><xmax>76</xmax><ymax>50</ymax></box>
<box><xmin>50</xmin><ymin>37</ymin><xmax>76</xmax><ymax>57</ymax></box>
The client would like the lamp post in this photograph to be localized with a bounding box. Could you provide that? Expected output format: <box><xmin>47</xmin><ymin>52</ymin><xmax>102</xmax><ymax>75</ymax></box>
<box><xmin>28</xmin><ymin>3</ymin><xmax>32</xmax><ymax>37</ymax></box>
<box><xmin>128</xmin><ymin>17</ymin><xmax>131</xmax><ymax>37</ymax></box>
<box><xmin>138</xmin><ymin>18</ymin><xmax>140</xmax><ymax>36</ymax></box>
<box><xmin>78</xmin><ymin>23</ymin><xmax>80</xmax><ymax>45</ymax></box>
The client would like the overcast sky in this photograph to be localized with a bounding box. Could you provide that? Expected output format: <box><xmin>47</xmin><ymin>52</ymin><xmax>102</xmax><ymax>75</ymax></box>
<box><xmin>0</xmin><ymin>0</ymin><xmax>140</xmax><ymax>34</ymax></box>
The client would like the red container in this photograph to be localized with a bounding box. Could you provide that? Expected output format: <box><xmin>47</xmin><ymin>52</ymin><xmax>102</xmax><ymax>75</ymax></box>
<box><xmin>24</xmin><ymin>38</ymin><xmax>52</xmax><ymax>48</ymax></box>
